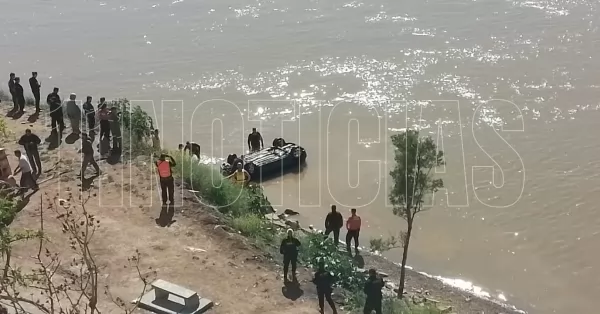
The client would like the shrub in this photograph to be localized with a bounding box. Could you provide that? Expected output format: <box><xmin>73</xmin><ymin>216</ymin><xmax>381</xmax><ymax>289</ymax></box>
<box><xmin>172</xmin><ymin>152</ymin><xmax>272</xmax><ymax>217</ymax></box>
<box><xmin>109</xmin><ymin>98</ymin><xmax>156</xmax><ymax>158</ymax></box>
<box><xmin>301</xmin><ymin>233</ymin><xmax>365</xmax><ymax>291</ymax></box>
<box><xmin>0</xmin><ymin>197</ymin><xmax>17</xmax><ymax>228</ymax></box>
<box><xmin>231</xmin><ymin>213</ymin><xmax>273</xmax><ymax>243</ymax></box>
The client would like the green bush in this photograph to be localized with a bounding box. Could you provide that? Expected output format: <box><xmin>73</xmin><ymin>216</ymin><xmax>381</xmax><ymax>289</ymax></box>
<box><xmin>231</xmin><ymin>214</ymin><xmax>274</xmax><ymax>243</ymax></box>
<box><xmin>172</xmin><ymin>152</ymin><xmax>271</xmax><ymax>217</ymax></box>
<box><xmin>301</xmin><ymin>233</ymin><xmax>366</xmax><ymax>291</ymax></box>
<box><xmin>109</xmin><ymin>98</ymin><xmax>156</xmax><ymax>157</ymax></box>
<box><xmin>0</xmin><ymin>197</ymin><xmax>17</xmax><ymax>228</ymax></box>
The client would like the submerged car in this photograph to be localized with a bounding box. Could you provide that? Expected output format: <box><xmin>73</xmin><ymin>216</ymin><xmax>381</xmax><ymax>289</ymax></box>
<box><xmin>221</xmin><ymin>138</ymin><xmax>307</xmax><ymax>181</ymax></box>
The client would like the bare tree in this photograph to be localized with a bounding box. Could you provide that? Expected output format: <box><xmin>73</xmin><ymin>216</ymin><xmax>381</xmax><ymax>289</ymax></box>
<box><xmin>0</xmin><ymin>191</ymin><xmax>152</xmax><ymax>313</ymax></box>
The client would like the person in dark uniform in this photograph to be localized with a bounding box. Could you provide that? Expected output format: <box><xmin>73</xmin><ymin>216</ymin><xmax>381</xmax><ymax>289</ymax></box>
<box><xmin>247</xmin><ymin>128</ymin><xmax>264</xmax><ymax>152</ymax></box>
<box><xmin>312</xmin><ymin>259</ymin><xmax>338</xmax><ymax>314</ymax></box>
<box><xmin>47</xmin><ymin>87</ymin><xmax>65</xmax><ymax>133</ymax></box>
<box><xmin>363</xmin><ymin>269</ymin><xmax>384</xmax><ymax>314</ymax></box>
<box><xmin>18</xmin><ymin>129</ymin><xmax>42</xmax><ymax>176</ymax></box>
<box><xmin>184</xmin><ymin>141</ymin><xmax>201</xmax><ymax>159</ymax></box>
<box><xmin>13</xmin><ymin>77</ymin><xmax>25</xmax><ymax>113</ymax></box>
<box><xmin>29</xmin><ymin>72</ymin><xmax>41</xmax><ymax>112</ymax></box>
<box><xmin>83</xmin><ymin>96</ymin><xmax>95</xmax><ymax>132</ymax></box>
<box><xmin>324</xmin><ymin>204</ymin><xmax>343</xmax><ymax>245</ymax></box>
<box><xmin>80</xmin><ymin>133</ymin><xmax>100</xmax><ymax>180</ymax></box>
<box><xmin>279</xmin><ymin>229</ymin><xmax>301</xmax><ymax>282</ymax></box>
<box><xmin>8</xmin><ymin>73</ymin><xmax>16</xmax><ymax>109</ymax></box>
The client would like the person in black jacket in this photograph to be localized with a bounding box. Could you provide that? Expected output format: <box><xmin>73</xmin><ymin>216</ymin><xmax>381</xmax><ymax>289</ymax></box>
<box><xmin>13</xmin><ymin>77</ymin><xmax>25</xmax><ymax>112</ymax></box>
<box><xmin>279</xmin><ymin>229</ymin><xmax>301</xmax><ymax>282</ymax></box>
<box><xmin>363</xmin><ymin>269</ymin><xmax>384</xmax><ymax>314</ymax></box>
<box><xmin>324</xmin><ymin>204</ymin><xmax>343</xmax><ymax>244</ymax></box>
<box><xmin>184</xmin><ymin>141</ymin><xmax>201</xmax><ymax>159</ymax></box>
<box><xmin>18</xmin><ymin>129</ymin><xmax>42</xmax><ymax>176</ymax></box>
<box><xmin>312</xmin><ymin>260</ymin><xmax>338</xmax><ymax>314</ymax></box>
<box><xmin>8</xmin><ymin>73</ymin><xmax>16</xmax><ymax>109</ymax></box>
<box><xmin>47</xmin><ymin>87</ymin><xmax>65</xmax><ymax>133</ymax></box>
<box><xmin>29</xmin><ymin>72</ymin><xmax>41</xmax><ymax>112</ymax></box>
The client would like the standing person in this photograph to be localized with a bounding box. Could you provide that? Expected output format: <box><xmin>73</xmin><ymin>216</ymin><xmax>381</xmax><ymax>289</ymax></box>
<box><xmin>8</xmin><ymin>73</ymin><xmax>16</xmax><ymax>109</ymax></box>
<box><xmin>14</xmin><ymin>77</ymin><xmax>25</xmax><ymax>113</ymax></box>
<box><xmin>13</xmin><ymin>150</ymin><xmax>39</xmax><ymax>194</ymax></box>
<box><xmin>183</xmin><ymin>141</ymin><xmax>200</xmax><ymax>159</ymax></box>
<box><xmin>155</xmin><ymin>153</ymin><xmax>176</xmax><ymax>206</ymax></box>
<box><xmin>279</xmin><ymin>229</ymin><xmax>301</xmax><ymax>283</ymax></box>
<box><xmin>152</xmin><ymin>129</ymin><xmax>161</xmax><ymax>152</ymax></box>
<box><xmin>363</xmin><ymin>269</ymin><xmax>384</xmax><ymax>314</ymax></box>
<box><xmin>18</xmin><ymin>129</ymin><xmax>42</xmax><ymax>176</ymax></box>
<box><xmin>324</xmin><ymin>205</ymin><xmax>343</xmax><ymax>245</ymax></box>
<box><xmin>226</xmin><ymin>162</ymin><xmax>250</xmax><ymax>185</ymax></box>
<box><xmin>47</xmin><ymin>87</ymin><xmax>64</xmax><ymax>133</ymax></box>
<box><xmin>109</xmin><ymin>107</ymin><xmax>122</xmax><ymax>154</ymax></box>
<box><xmin>312</xmin><ymin>260</ymin><xmax>338</xmax><ymax>314</ymax></box>
<box><xmin>247</xmin><ymin>127</ymin><xmax>264</xmax><ymax>152</ymax></box>
<box><xmin>83</xmin><ymin>96</ymin><xmax>95</xmax><ymax>133</ymax></box>
<box><xmin>80</xmin><ymin>133</ymin><xmax>100</xmax><ymax>180</ymax></box>
<box><xmin>29</xmin><ymin>72</ymin><xmax>41</xmax><ymax>112</ymax></box>
<box><xmin>98</xmin><ymin>103</ymin><xmax>111</xmax><ymax>141</ymax></box>
<box><xmin>66</xmin><ymin>93</ymin><xmax>81</xmax><ymax>134</ymax></box>
<box><xmin>345</xmin><ymin>208</ymin><xmax>361</xmax><ymax>255</ymax></box>
<box><xmin>97</xmin><ymin>97</ymin><xmax>106</xmax><ymax>109</ymax></box>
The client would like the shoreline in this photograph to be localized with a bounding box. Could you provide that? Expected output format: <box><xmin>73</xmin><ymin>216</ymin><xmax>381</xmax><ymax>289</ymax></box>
<box><xmin>261</xmin><ymin>209</ymin><xmax>527</xmax><ymax>314</ymax></box>
<box><xmin>0</xmin><ymin>101</ymin><xmax>527</xmax><ymax>313</ymax></box>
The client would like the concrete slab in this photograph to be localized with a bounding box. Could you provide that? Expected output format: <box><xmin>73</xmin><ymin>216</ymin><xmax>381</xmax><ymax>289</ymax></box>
<box><xmin>138</xmin><ymin>280</ymin><xmax>213</xmax><ymax>314</ymax></box>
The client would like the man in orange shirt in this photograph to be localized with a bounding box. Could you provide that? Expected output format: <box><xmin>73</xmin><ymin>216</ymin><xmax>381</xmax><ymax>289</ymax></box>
<box><xmin>345</xmin><ymin>208</ymin><xmax>361</xmax><ymax>255</ymax></box>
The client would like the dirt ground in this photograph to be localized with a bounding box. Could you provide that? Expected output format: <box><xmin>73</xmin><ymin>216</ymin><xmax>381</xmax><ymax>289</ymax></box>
<box><xmin>1</xmin><ymin>105</ymin><xmax>523</xmax><ymax>314</ymax></box>
<box><xmin>1</xmin><ymin>106</ymin><xmax>326</xmax><ymax>314</ymax></box>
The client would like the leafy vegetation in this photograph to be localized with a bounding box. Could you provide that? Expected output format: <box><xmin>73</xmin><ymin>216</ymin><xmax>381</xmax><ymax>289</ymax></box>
<box><xmin>109</xmin><ymin>98</ymin><xmax>156</xmax><ymax>157</ymax></box>
<box><xmin>0</xmin><ymin>197</ymin><xmax>17</xmax><ymax>228</ymax></box>
<box><xmin>172</xmin><ymin>152</ymin><xmax>271</xmax><ymax>217</ymax></box>
<box><xmin>231</xmin><ymin>213</ymin><xmax>274</xmax><ymax>243</ymax></box>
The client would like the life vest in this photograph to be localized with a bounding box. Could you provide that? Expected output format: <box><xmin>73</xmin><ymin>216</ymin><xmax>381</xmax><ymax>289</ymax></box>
<box><xmin>157</xmin><ymin>160</ymin><xmax>172</xmax><ymax>178</ymax></box>
<box><xmin>234</xmin><ymin>170</ymin><xmax>246</xmax><ymax>182</ymax></box>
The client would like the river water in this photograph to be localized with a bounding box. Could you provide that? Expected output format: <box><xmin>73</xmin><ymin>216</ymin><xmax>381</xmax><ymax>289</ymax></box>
<box><xmin>3</xmin><ymin>0</ymin><xmax>600</xmax><ymax>313</ymax></box>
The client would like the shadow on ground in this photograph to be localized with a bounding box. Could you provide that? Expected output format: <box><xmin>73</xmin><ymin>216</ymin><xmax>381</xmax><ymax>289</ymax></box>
<box><xmin>281</xmin><ymin>281</ymin><xmax>304</xmax><ymax>301</ymax></box>
<box><xmin>27</xmin><ymin>112</ymin><xmax>39</xmax><ymax>123</ymax></box>
<box><xmin>156</xmin><ymin>205</ymin><xmax>176</xmax><ymax>227</ymax></box>
<box><xmin>65</xmin><ymin>133</ymin><xmax>80</xmax><ymax>144</ymax></box>
<box><xmin>46</xmin><ymin>131</ymin><xmax>62</xmax><ymax>150</ymax></box>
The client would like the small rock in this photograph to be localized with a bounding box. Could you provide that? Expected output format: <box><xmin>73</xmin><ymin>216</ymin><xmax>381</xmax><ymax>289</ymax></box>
<box><xmin>437</xmin><ymin>305</ymin><xmax>452</xmax><ymax>313</ymax></box>
<box><xmin>283</xmin><ymin>208</ymin><xmax>299</xmax><ymax>216</ymax></box>
<box><xmin>285</xmin><ymin>220</ymin><xmax>300</xmax><ymax>230</ymax></box>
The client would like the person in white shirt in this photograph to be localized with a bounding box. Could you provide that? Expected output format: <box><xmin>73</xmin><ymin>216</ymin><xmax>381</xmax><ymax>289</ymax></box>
<box><xmin>13</xmin><ymin>149</ymin><xmax>39</xmax><ymax>194</ymax></box>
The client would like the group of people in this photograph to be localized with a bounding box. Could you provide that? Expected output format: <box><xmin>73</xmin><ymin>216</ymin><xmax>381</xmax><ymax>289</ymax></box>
<box><xmin>280</xmin><ymin>222</ymin><xmax>385</xmax><ymax>314</ymax></box>
<box><xmin>6</xmin><ymin>72</ymin><xmax>130</xmax><ymax>185</ymax></box>
<box><xmin>325</xmin><ymin>205</ymin><xmax>362</xmax><ymax>255</ymax></box>
<box><xmin>7</xmin><ymin>72</ymin><xmax>41</xmax><ymax>114</ymax></box>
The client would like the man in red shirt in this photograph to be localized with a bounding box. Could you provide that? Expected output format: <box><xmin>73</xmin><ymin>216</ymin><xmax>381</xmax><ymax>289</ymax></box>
<box><xmin>345</xmin><ymin>208</ymin><xmax>361</xmax><ymax>255</ymax></box>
